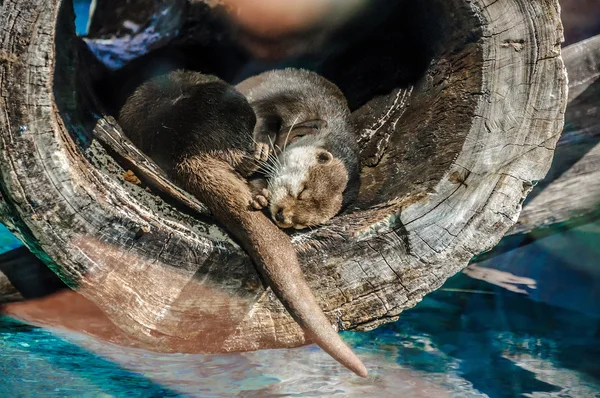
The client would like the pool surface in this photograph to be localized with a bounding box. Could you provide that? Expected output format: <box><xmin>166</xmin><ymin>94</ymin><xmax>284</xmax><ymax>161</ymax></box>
<box><xmin>1</xmin><ymin>223</ymin><xmax>599</xmax><ymax>396</ymax></box>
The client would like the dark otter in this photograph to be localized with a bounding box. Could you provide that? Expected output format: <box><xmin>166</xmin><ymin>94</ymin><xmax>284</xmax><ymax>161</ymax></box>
<box><xmin>117</xmin><ymin>70</ymin><xmax>367</xmax><ymax>377</ymax></box>
<box><xmin>236</xmin><ymin>68</ymin><xmax>360</xmax><ymax>229</ymax></box>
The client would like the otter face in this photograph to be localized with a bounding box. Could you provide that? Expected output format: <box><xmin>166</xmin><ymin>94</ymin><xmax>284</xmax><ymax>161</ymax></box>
<box><xmin>268</xmin><ymin>146</ymin><xmax>349</xmax><ymax>229</ymax></box>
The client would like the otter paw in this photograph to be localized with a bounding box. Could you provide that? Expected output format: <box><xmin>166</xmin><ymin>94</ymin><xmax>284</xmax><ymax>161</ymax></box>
<box><xmin>249</xmin><ymin>187</ymin><xmax>270</xmax><ymax>210</ymax></box>
<box><xmin>250</xmin><ymin>188</ymin><xmax>270</xmax><ymax>209</ymax></box>
<box><xmin>250</xmin><ymin>195</ymin><xmax>268</xmax><ymax>210</ymax></box>
<box><xmin>247</xmin><ymin>178</ymin><xmax>269</xmax><ymax>210</ymax></box>
<box><xmin>254</xmin><ymin>142</ymin><xmax>270</xmax><ymax>162</ymax></box>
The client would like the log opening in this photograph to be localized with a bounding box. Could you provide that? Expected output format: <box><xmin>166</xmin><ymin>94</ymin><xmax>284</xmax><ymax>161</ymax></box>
<box><xmin>0</xmin><ymin>0</ymin><xmax>567</xmax><ymax>354</ymax></box>
<box><xmin>84</xmin><ymin>0</ymin><xmax>483</xmax><ymax>238</ymax></box>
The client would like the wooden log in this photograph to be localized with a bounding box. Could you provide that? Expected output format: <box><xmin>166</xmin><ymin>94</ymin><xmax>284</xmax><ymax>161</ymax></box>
<box><xmin>0</xmin><ymin>0</ymin><xmax>566</xmax><ymax>355</ymax></box>
<box><xmin>475</xmin><ymin>34</ymin><xmax>600</xmax><ymax>261</ymax></box>
<box><xmin>509</xmin><ymin>34</ymin><xmax>600</xmax><ymax>236</ymax></box>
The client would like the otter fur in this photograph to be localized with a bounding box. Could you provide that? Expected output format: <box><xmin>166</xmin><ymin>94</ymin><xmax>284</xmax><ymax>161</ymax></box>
<box><xmin>236</xmin><ymin>68</ymin><xmax>360</xmax><ymax>229</ymax></box>
<box><xmin>117</xmin><ymin>70</ymin><xmax>367</xmax><ymax>377</ymax></box>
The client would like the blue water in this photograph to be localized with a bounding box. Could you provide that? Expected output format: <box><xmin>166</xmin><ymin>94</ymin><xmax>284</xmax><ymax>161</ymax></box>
<box><xmin>74</xmin><ymin>0</ymin><xmax>91</xmax><ymax>36</ymax></box>
<box><xmin>0</xmin><ymin>224</ymin><xmax>24</xmax><ymax>254</ymax></box>
<box><xmin>1</xmin><ymin>222</ymin><xmax>599</xmax><ymax>396</ymax></box>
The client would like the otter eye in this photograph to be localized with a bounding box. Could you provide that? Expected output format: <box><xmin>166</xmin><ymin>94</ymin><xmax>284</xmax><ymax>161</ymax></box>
<box><xmin>317</xmin><ymin>151</ymin><xmax>332</xmax><ymax>164</ymax></box>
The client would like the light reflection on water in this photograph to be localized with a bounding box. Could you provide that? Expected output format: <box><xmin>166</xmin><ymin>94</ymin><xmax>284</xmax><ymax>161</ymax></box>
<box><xmin>0</xmin><ymin>314</ymin><xmax>480</xmax><ymax>397</ymax></box>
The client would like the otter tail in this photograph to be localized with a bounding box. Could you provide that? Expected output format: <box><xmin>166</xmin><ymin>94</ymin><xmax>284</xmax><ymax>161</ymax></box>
<box><xmin>180</xmin><ymin>156</ymin><xmax>368</xmax><ymax>378</ymax></box>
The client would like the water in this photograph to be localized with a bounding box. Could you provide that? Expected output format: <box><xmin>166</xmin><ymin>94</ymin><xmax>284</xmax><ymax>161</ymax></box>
<box><xmin>1</xmin><ymin>280</ymin><xmax>599</xmax><ymax>397</ymax></box>
<box><xmin>0</xmin><ymin>224</ymin><xmax>24</xmax><ymax>254</ymax></box>
<box><xmin>1</xmin><ymin>223</ymin><xmax>599</xmax><ymax>396</ymax></box>
<box><xmin>74</xmin><ymin>0</ymin><xmax>91</xmax><ymax>36</ymax></box>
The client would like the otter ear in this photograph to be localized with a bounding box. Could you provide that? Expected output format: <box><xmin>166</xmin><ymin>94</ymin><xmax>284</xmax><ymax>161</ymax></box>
<box><xmin>317</xmin><ymin>151</ymin><xmax>333</xmax><ymax>164</ymax></box>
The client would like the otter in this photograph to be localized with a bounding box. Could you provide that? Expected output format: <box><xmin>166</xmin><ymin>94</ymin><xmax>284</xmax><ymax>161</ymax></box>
<box><xmin>117</xmin><ymin>70</ymin><xmax>367</xmax><ymax>377</ymax></box>
<box><xmin>236</xmin><ymin>68</ymin><xmax>360</xmax><ymax>229</ymax></box>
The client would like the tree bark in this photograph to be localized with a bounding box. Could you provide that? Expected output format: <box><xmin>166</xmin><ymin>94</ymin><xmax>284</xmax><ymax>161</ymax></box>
<box><xmin>0</xmin><ymin>0</ymin><xmax>567</xmax><ymax>354</ymax></box>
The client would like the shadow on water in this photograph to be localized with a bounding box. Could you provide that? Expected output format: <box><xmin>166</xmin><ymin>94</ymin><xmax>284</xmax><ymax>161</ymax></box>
<box><xmin>0</xmin><ymin>247</ymin><xmax>67</xmax><ymax>300</ymax></box>
<box><xmin>0</xmin><ymin>316</ymin><xmax>184</xmax><ymax>397</ymax></box>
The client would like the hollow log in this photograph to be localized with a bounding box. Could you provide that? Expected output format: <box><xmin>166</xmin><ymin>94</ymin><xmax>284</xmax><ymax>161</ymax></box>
<box><xmin>0</xmin><ymin>0</ymin><xmax>566</xmax><ymax>355</ymax></box>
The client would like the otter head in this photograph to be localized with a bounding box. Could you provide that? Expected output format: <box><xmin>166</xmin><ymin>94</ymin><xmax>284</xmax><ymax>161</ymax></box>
<box><xmin>268</xmin><ymin>145</ymin><xmax>349</xmax><ymax>229</ymax></box>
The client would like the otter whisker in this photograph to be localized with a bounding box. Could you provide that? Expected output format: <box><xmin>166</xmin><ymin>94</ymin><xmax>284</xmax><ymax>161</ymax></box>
<box><xmin>267</xmin><ymin>136</ymin><xmax>284</xmax><ymax>169</ymax></box>
<box><xmin>283</xmin><ymin>115</ymin><xmax>300</xmax><ymax>152</ymax></box>
<box><xmin>268</xmin><ymin>152</ymin><xmax>282</xmax><ymax>169</ymax></box>
<box><xmin>262</xmin><ymin>164</ymin><xmax>277</xmax><ymax>177</ymax></box>
<box><xmin>258</xmin><ymin>163</ymin><xmax>278</xmax><ymax>177</ymax></box>
<box><xmin>268</xmin><ymin>135</ymin><xmax>287</xmax><ymax>169</ymax></box>
<box><xmin>256</xmin><ymin>162</ymin><xmax>273</xmax><ymax>172</ymax></box>
<box><xmin>258</xmin><ymin>158</ymin><xmax>278</xmax><ymax>173</ymax></box>
<box><xmin>258</xmin><ymin>154</ymin><xmax>282</xmax><ymax>178</ymax></box>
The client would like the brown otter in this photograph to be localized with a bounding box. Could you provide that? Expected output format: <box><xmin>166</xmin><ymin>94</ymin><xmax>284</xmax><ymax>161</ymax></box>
<box><xmin>117</xmin><ymin>70</ymin><xmax>367</xmax><ymax>377</ymax></box>
<box><xmin>236</xmin><ymin>68</ymin><xmax>360</xmax><ymax>229</ymax></box>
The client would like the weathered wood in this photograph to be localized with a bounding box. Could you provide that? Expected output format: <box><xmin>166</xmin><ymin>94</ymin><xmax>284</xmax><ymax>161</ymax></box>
<box><xmin>0</xmin><ymin>0</ymin><xmax>567</xmax><ymax>355</ymax></box>
<box><xmin>563</xmin><ymin>34</ymin><xmax>600</xmax><ymax>101</ymax></box>
<box><xmin>509</xmin><ymin>34</ymin><xmax>600</xmax><ymax>236</ymax></box>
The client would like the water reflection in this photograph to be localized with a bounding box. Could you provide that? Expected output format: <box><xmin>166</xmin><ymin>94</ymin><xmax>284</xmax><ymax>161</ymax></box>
<box><xmin>355</xmin><ymin>277</ymin><xmax>600</xmax><ymax>397</ymax></box>
<box><xmin>2</xmin><ymin>220</ymin><xmax>599</xmax><ymax>397</ymax></box>
<box><xmin>0</xmin><ymin>317</ymin><xmax>181</xmax><ymax>397</ymax></box>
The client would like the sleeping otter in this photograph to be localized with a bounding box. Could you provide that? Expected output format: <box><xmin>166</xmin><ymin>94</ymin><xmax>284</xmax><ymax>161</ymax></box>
<box><xmin>236</xmin><ymin>68</ymin><xmax>361</xmax><ymax>229</ymax></box>
<box><xmin>117</xmin><ymin>70</ymin><xmax>367</xmax><ymax>377</ymax></box>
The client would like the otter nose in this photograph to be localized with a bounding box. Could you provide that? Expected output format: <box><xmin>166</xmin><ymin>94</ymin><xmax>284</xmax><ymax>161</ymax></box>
<box><xmin>275</xmin><ymin>208</ymin><xmax>285</xmax><ymax>223</ymax></box>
